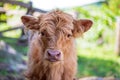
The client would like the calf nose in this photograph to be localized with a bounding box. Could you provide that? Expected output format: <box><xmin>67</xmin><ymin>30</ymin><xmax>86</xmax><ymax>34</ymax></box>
<box><xmin>47</xmin><ymin>49</ymin><xmax>61</xmax><ymax>58</ymax></box>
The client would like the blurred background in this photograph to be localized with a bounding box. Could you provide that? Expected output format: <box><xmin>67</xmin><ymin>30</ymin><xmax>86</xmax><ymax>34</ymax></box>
<box><xmin>0</xmin><ymin>0</ymin><xmax>120</xmax><ymax>80</ymax></box>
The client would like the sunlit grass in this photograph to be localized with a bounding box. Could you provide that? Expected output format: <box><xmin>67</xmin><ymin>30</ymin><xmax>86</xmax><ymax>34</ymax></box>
<box><xmin>76</xmin><ymin>39</ymin><xmax>120</xmax><ymax>78</ymax></box>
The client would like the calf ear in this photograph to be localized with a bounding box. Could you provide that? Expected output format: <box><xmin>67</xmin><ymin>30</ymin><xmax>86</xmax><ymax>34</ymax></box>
<box><xmin>21</xmin><ymin>15</ymin><xmax>40</xmax><ymax>30</ymax></box>
<box><xmin>73</xmin><ymin>19</ymin><xmax>93</xmax><ymax>37</ymax></box>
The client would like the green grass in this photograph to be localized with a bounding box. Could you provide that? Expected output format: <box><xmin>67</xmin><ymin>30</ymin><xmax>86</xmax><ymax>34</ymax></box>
<box><xmin>0</xmin><ymin>70</ymin><xmax>9</xmax><ymax>76</ymax></box>
<box><xmin>76</xmin><ymin>43</ymin><xmax>120</xmax><ymax>78</ymax></box>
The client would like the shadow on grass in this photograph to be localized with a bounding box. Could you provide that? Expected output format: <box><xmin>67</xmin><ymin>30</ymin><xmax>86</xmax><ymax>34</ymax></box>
<box><xmin>77</xmin><ymin>55</ymin><xmax>120</xmax><ymax>78</ymax></box>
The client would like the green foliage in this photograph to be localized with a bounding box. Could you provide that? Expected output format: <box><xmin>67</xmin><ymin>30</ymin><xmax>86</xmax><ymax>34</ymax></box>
<box><xmin>107</xmin><ymin>0</ymin><xmax>120</xmax><ymax>15</ymax></box>
<box><xmin>0</xmin><ymin>14</ymin><xmax>7</xmax><ymax>21</ymax></box>
<box><xmin>17</xmin><ymin>0</ymin><xmax>30</xmax><ymax>3</ymax></box>
<box><xmin>0</xmin><ymin>23</ymin><xmax>22</xmax><ymax>38</ymax></box>
<box><xmin>73</xmin><ymin>0</ymin><xmax>120</xmax><ymax>44</ymax></box>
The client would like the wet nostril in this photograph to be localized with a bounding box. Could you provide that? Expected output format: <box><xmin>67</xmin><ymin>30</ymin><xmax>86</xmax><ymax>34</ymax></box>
<box><xmin>47</xmin><ymin>51</ymin><xmax>51</xmax><ymax>56</ymax></box>
<box><xmin>56</xmin><ymin>52</ymin><xmax>61</xmax><ymax>57</ymax></box>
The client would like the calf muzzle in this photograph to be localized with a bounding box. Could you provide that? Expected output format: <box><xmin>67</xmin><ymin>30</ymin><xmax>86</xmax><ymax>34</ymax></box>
<box><xmin>46</xmin><ymin>49</ymin><xmax>61</xmax><ymax>62</ymax></box>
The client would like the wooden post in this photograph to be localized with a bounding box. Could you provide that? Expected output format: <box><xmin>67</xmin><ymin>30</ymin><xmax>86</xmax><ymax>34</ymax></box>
<box><xmin>115</xmin><ymin>17</ymin><xmax>120</xmax><ymax>56</ymax></box>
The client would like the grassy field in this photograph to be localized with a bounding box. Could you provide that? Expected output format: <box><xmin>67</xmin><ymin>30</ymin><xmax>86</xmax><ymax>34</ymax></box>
<box><xmin>76</xmin><ymin>38</ymin><xmax>120</xmax><ymax>78</ymax></box>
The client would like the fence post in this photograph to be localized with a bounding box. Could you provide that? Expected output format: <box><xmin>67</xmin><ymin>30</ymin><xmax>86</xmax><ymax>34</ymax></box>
<box><xmin>115</xmin><ymin>17</ymin><xmax>120</xmax><ymax>56</ymax></box>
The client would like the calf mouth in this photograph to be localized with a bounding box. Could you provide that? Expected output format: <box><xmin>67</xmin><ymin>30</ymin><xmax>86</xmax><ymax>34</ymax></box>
<box><xmin>46</xmin><ymin>58</ymin><xmax>60</xmax><ymax>62</ymax></box>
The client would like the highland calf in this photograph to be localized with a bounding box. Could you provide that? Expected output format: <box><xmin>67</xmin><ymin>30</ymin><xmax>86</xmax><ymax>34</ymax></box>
<box><xmin>21</xmin><ymin>10</ymin><xmax>93</xmax><ymax>80</ymax></box>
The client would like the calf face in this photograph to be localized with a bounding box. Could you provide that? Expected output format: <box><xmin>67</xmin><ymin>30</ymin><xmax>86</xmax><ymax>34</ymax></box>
<box><xmin>21</xmin><ymin>10</ymin><xmax>93</xmax><ymax>80</ymax></box>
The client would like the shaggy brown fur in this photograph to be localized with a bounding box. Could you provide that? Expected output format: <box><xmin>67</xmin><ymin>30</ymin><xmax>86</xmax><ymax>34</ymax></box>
<box><xmin>21</xmin><ymin>10</ymin><xmax>93</xmax><ymax>80</ymax></box>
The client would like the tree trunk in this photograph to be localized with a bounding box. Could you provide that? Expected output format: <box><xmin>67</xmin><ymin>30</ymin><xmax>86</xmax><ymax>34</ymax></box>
<box><xmin>115</xmin><ymin>17</ymin><xmax>120</xmax><ymax>56</ymax></box>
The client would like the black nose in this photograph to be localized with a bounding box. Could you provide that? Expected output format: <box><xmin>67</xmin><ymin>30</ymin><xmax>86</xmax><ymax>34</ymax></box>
<box><xmin>47</xmin><ymin>49</ymin><xmax>61</xmax><ymax>58</ymax></box>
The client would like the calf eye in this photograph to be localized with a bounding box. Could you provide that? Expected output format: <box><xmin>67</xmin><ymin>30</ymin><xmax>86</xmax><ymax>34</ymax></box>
<box><xmin>41</xmin><ymin>32</ymin><xmax>45</xmax><ymax>36</ymax></box>
<box><xmin>67</xmin><ymin>34</ymin><xmax>72</xmax><ymax>38</ymax></box>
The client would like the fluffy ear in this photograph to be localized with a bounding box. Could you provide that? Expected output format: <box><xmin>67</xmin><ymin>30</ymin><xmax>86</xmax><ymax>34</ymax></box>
<box><xmin>21</xmin><ymin>15</ymin><xmax>40</xmax><ymax>30</ymax></box>
<box><xmin>73</xmin><ymin>19</ymin><xmax>93</xmax><ymax>37</ymax></box>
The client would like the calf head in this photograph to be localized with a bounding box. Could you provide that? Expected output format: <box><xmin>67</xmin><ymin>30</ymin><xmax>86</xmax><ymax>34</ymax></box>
<box><xmin>21</xmin><ymin>10</ymin><xmax>93</xmax><ymax>63</ymax></box>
